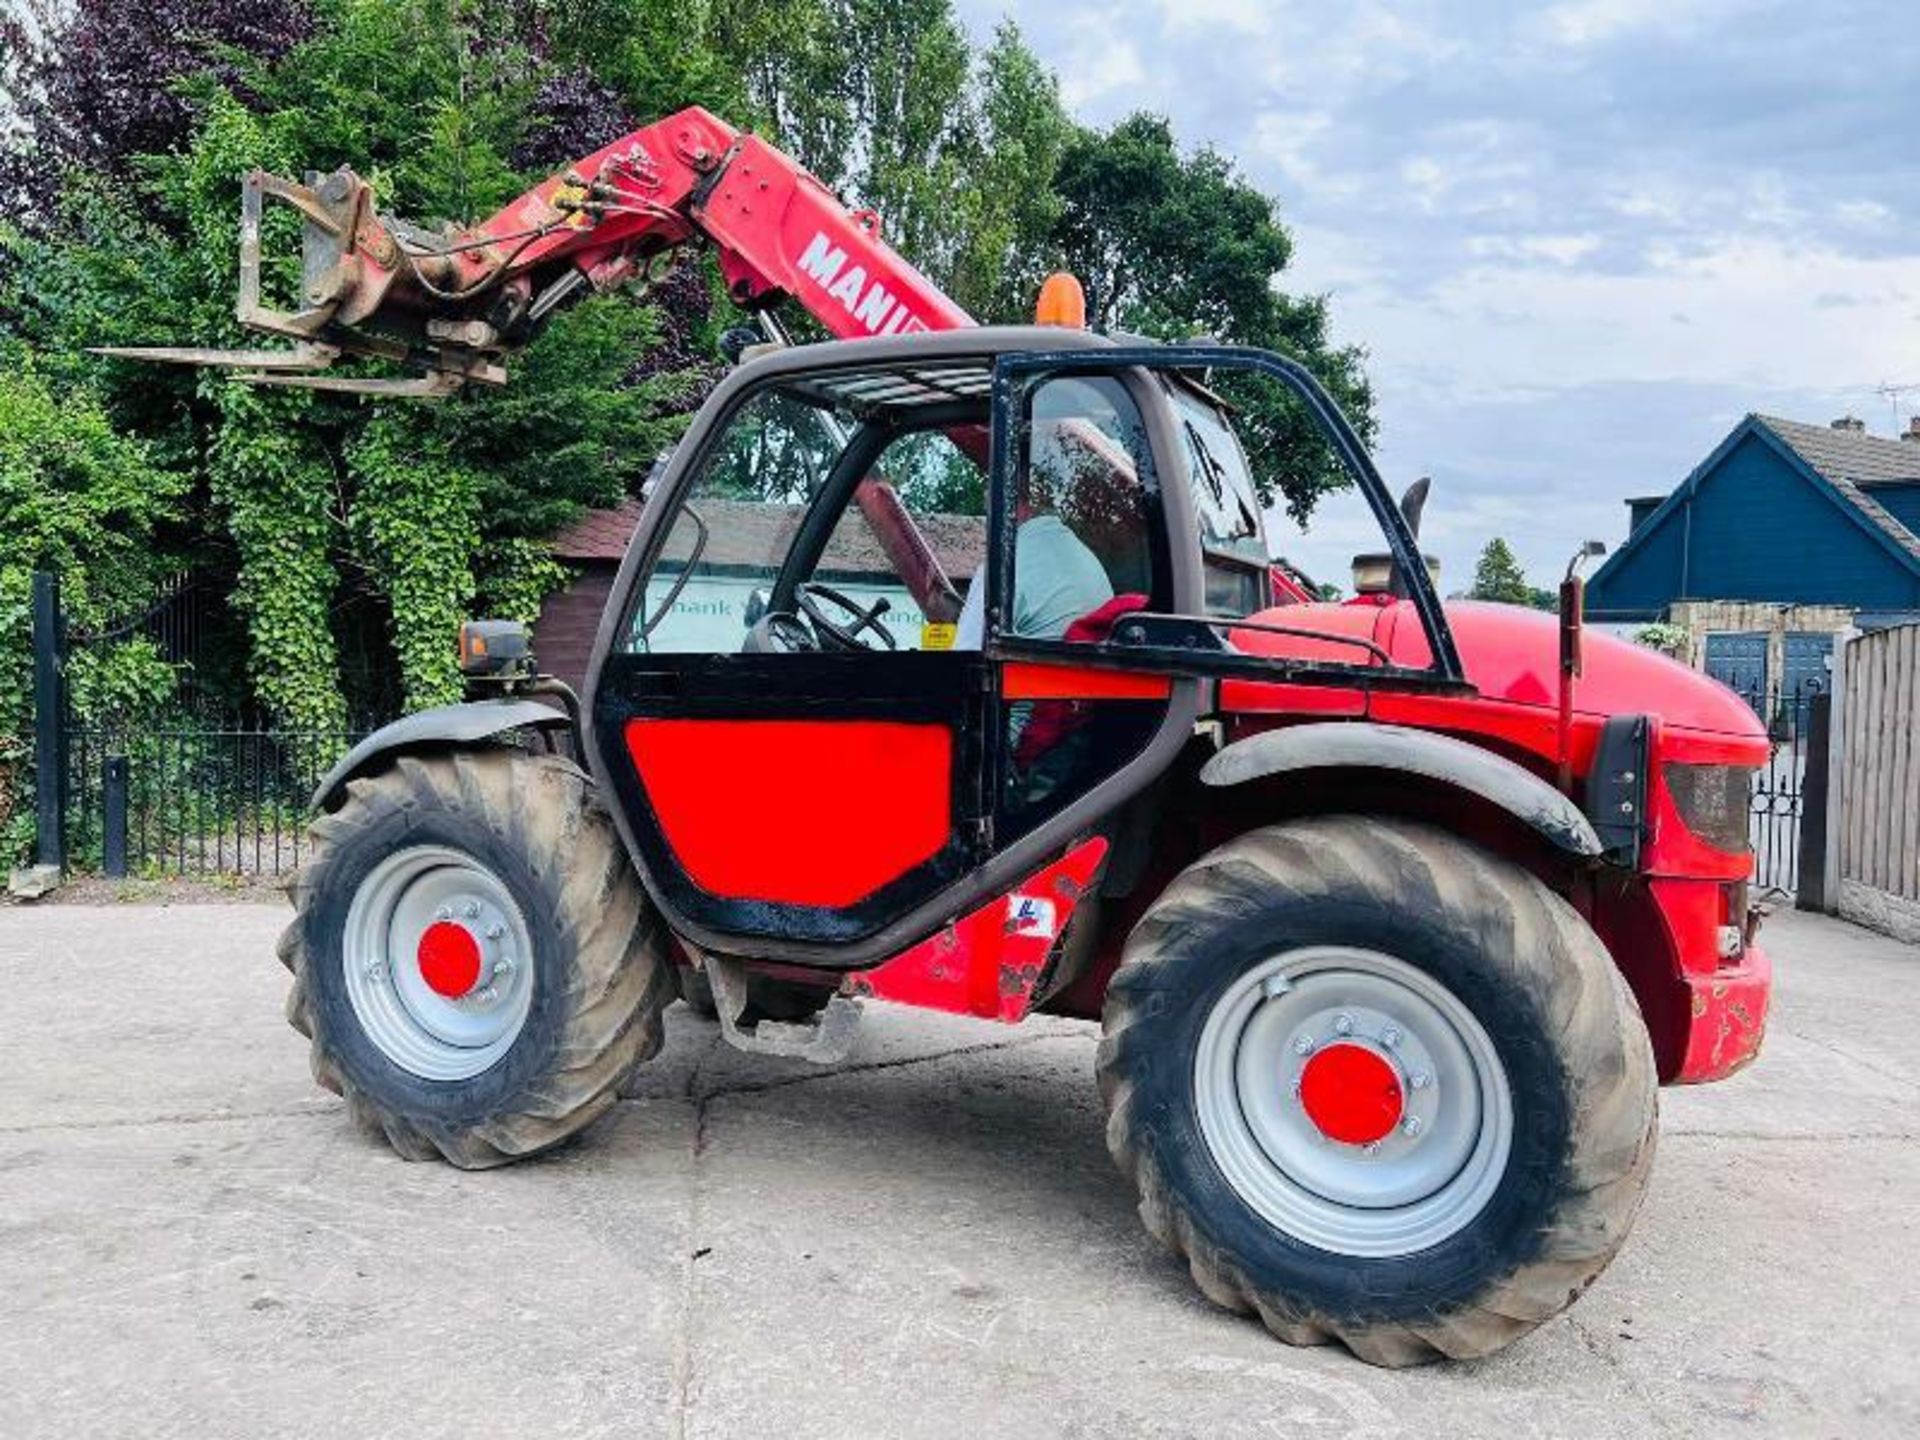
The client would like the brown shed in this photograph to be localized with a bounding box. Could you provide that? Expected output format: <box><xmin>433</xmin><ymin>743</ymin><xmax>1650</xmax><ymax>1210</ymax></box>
<box><xmin>532</xmin><ymin>499</ymin><xmax>985</xmax><ymax>688</ymax></box>
<box><xmin>532</xmin><ymin>500</ymin><xmax>644</xmax><ymax>691</ymax></box>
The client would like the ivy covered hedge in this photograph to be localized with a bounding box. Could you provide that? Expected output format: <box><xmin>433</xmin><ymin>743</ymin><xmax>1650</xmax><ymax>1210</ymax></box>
<box><xmin>0</xmin><ymin>366</ymin><xmax>185</xmax><ymax>860</ymax></box>
<box><xmin>0</xmin><ymin>0</ymin><xmax>1377</xmax><ymax>868</ymax></box>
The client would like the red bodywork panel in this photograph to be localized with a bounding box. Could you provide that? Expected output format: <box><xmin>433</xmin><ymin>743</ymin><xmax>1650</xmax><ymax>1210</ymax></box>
<box><xmin>1216</xmin><ymin>595</ymin><xmax>1774</xmax><ymax>1083</ymax></box>
<box><xmin>624</xmin><ymin>718</ymin><xmax>951</xmax><ymax>907</ymax></box>
<box><xmin>1649</xmin><ymin>878</ymin><xmax>1772</xmax><ymax>1081</ymax></box>
<box><xmin>1001</xmin><ymin>662</ymin><xmax>1171</xmax><ymax>701</ymax></box>
<box><xmin>844</xmin><ymin>840</ymin><xmax>1108</xmax><ymax>1022</ymax></box>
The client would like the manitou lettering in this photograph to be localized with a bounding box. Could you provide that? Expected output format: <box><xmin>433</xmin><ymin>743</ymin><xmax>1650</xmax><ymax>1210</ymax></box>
<box><xmin>797</xmin><ymin>231</ymin><xmax>847</xmax><ymax>287</ymax></box>
<box><xmin>825</xmin><ymin>263</ymin><xmax>869</xmax><ymax>309</ymax></box>
<box><xmin>851</xmin><ymin>280</ymin><xmax>897</xmax><ymax>332</ymax></box>
<box><xmin>794</xmin><ymin>230</ymin><xmax>927</xmax><ymax>336</ymax></box>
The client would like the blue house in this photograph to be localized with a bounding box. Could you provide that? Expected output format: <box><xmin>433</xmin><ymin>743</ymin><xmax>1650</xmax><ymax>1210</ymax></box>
<box><xmin>1586</xmin><ymin>413</ymin><xmax>1920</xmax><ymax>699</ymax></box>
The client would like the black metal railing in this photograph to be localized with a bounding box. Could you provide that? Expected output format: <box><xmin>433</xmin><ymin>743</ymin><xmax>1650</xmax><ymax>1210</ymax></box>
<box><xmin>1718</xmin><ymin>672</ymin><xmax>1827</xmax><ymax>897</ymax></box>
<box><xmin>62</xmin><ymin>720</ymin><xmax>370</xmax><ymax>878</ymax></box>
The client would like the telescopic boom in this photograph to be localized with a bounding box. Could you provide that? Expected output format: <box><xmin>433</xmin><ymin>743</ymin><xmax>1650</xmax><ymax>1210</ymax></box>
<box><xmin>101</xmin><ymin>106</ymin><xmax>973</xmax><ymax>395</ymax></box>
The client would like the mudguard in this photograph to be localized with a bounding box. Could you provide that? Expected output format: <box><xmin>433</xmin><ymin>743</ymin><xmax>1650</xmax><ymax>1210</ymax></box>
<box><xmin>311</xmin><ymin>700</ymin><xmax>572</xmax><ymax>812</ymax></box>
<box><xmin>1201</xmin><ymin>721</ymin><xmax>1604</xmax><ymax>858</ymax></box>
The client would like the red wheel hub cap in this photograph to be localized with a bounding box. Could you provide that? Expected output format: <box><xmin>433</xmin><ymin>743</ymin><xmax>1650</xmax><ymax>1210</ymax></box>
<box><xmin>417</xmin><ymin>921</ymin><xmax>483</xmax><ymax>998</ymax></box>
<box><xmin>1298</xmin><ymin>1041</ymin><xmax>1405</xmax><ymax>1145</ymax></box>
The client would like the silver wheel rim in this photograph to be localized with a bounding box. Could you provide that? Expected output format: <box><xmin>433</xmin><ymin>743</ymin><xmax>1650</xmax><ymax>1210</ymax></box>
<box><xmin>1193</xmin><ymin>946</ymin><xmax>1512</xmax><ymax>1258</ymax></box>
<box><xmin>342</xmin><ymin>845</ymin><xmax>535</xmax><ymax>1081</ymax></box>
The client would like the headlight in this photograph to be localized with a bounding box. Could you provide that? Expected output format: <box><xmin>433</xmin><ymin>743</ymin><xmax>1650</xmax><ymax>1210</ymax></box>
<box><xmin>1664</xmin><ymin>762</ymin><xmax>1755</xmax><ymax>853</ymax></box>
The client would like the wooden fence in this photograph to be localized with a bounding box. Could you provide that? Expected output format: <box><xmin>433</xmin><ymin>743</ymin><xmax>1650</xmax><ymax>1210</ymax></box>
<box><xmin>1834</xmin><ymin>622</ymin><xmax>1920</xmax><ymax>940</ymax></box>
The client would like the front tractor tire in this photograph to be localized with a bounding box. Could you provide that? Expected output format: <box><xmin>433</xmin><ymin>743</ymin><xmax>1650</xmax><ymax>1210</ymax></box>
<box><xmin>1099</xmin><ymin>815</ymin><xmax>1657</xmax><ymax>1366</ymax></box>
<box><xmin>279</xmin><ymin>749</ymin><xmax>672</xmax><ymax>1169</ymax></box>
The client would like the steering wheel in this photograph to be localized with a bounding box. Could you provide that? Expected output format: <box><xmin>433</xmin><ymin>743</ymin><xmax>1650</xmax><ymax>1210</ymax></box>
<box><xmin>797</xmin><ymin>582</ymin><xmax>897</xmax><ymax>651</ymax></box>
<box><xmin>744</xmin><ymin>610</ymin><xmax>818</xmax><ymax>654</ymax></box>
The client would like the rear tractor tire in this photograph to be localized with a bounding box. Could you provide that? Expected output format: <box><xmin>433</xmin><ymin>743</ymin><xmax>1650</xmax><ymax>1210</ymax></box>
<box><xmin>279</xmin><ymin>749</ymin><xmax>672</xmax><ymax>1169</ymax></box>
<box><xmin>1098</xmin><ymin>815</ymin><xmax>1657</xmax><ymax>1366</ymax></box>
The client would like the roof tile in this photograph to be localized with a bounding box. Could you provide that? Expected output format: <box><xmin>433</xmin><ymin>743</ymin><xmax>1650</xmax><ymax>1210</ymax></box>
<box><xmin>1756</xmin><ymin>415</ymin><xmax>1920</xmax><ymax>487</ymax></box>
<box><xmin>1755</xmin><ymin>414</ymin><xmax>1920</xmax><ymax>558</ymax></box>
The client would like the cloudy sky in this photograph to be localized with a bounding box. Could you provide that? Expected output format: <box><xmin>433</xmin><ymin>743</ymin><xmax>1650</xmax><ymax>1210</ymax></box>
<box><xmin>957</xmin><ymin>0</ymin><xmax>1920</xmax><ymax>589</ymax></box>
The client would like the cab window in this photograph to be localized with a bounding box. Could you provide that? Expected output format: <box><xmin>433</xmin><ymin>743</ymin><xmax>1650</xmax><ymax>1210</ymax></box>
<box><xmin>627</xmin><ymin>388</ymin><xmax>844</xmax><ymax>653</ymax></box>
<box><xmin>809</xmin><ymin>430</ymin><xmax>985</xmax><ymax>651</ymax></box>
<box><xmin>995</xmin><ymin>374</ymin><xmax>1167</xmax><ymax>833</ymax></box>
<box><xmin>1169</xmin><ymin>384</ymin><xmax>1271</xmax><ymax>617</ymax></box>
<box><xmin>998</xmin><ymin>375</ymin><xmax>1160</xmax><ymax>646</ymax></box>
<box><xmin>627</xmin><ymin>382</ymin><xmax>986</xmax><ymax>655</ymax></box>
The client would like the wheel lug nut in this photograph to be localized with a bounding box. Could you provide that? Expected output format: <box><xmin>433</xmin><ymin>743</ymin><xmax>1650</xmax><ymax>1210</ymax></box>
<box><xmin>1334</xmin><ymin>1014</ymin><xmax>1354</xmax><ymax>1036</ymax></box>
<box><xmin>493</xmin><ymin>957</ymin><xmax>514</xmax><ymax>977</ymax></box>
<box><xmin>1411</xmin><ymin>1071</ymin><xmax>1431</xmax><ymax>1090</ymax></box>
<box><xmin>365</xmin><ymin>959</ymin><xmax>388</xmax><ymax>981</ymax></box>
<box><xmin>474</xmin><ymin>986</ymin><xmax>497</xmax><ymax>1005</ymax></box>
<box><xmin>434</xmin><ymin>906</ymin><xmax>451</xmax><ymax>921</ymax></box>
<box><xmin>485</xmin><ymin>923</ymin><xmax>505</xmax><ymax>940</ymax></box>
<box><xmin>1293</xmin><ymin>1035</ymin><xmax>1315</xmax><ymax>1056</ymax></box>
<box><xmin>463</xmin><ymin>901</ymin><xmax>481</xmax><ymax>919</ymax></box>
<box><xmin>1381</xmin><ymin>1025</ymin><xmax>1402</xmax><ymax>1048</ymax></box>
<box><xmin>1363</xmin><ymin>1141</ymin><xmax>1381</xmax><ymax>1155</ymax></box>
<box><xmin>1402</xmin><ymin>1116</ymin><xmax>1423</xmax><ymax>1137</ymax></box>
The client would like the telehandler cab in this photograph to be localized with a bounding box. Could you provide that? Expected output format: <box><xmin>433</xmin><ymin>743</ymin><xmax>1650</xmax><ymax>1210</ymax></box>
<box><xmin>117</xmin><ymin>106</ymin><xmax>1770</xmax><ymax>1366</ymax></box>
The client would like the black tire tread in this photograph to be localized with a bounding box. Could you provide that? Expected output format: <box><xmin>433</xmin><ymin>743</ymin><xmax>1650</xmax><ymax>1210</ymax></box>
<box><xmin>281</xmin><ymin>749</ymin><xmax>672</xmax><ymax>1169</ymax></box>
<box><xmin>1096</xmin><ymin>814</ymin><xmax>1657</xmax><ymax>1366</ymax></box>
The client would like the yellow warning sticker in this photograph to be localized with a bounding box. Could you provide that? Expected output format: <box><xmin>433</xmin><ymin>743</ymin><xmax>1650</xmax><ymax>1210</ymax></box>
<box><xmin>921</xmin><ymin>622</ymin><xmax>958</xmax><ymax>651</ymax></box>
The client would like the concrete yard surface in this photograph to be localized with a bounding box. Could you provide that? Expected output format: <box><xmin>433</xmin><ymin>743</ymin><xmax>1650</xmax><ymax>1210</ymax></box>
<box><xmin>0</xmin><ymin>901</ymin><xmax>1916</xmax><ymax>1438</ymax></box>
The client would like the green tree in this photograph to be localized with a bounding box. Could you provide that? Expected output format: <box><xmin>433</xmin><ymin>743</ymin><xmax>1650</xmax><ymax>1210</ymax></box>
<box><xmin>944</xmin><ymin>22</ymin><xmax>1075</xmax><ymax>321</ymax></box>
<box><xmin>723</xmin><ymin>10</ymin><xmax>1072</xmax><ymax>322</ymax></box>
<box><xmin>1049</xmin><ymin>113</ymin><xmax>1374</xmax><ymax>522</ymax></box>
<box><xmin>738</xmin><ymin>0</ymin><xmax>970</xmax><ymax>274</ymax></box>
<box><xmin>1469</xmin><ymin>538</ymin><xmax>1541</xmax><ymax>607</ymax></box>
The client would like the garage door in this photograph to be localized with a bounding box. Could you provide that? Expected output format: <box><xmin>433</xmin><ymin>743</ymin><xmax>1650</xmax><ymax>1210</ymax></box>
<box><xmin>1780</xmin><ymin>632</ymin><xmax>1831</xmax><ymax>739</ymax></box>
<box><xmin>1704</xmin><ymin>632</ymin><xmax>1768</xmax><ymax>716</ymax></box>
<box><xmin>1782</xmin><ymin>631</ymin><xmax>1830</xmax><ymax>695</ymax></box>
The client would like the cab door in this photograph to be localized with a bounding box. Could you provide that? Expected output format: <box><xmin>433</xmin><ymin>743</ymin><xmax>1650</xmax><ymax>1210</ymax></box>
<box><xmin>588</xmin><ymin>381</ymin><xmax>992</xmax><ymax>954</ymax></box>
<box><xmin>586</xmin><ymin>352</ymin><xmax>1202</xmax><ymax>966</ymax></box>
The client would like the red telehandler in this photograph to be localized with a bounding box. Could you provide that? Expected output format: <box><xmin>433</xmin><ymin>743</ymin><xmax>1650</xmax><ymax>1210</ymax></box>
<box><xmin>114</xmin><ymin>105</ymin><xmax>1771</xmax><ymax>1366</ymax></box>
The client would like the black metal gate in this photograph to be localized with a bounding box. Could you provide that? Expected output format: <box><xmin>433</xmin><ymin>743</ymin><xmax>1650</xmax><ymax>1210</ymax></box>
<box><xmin>62</xmin><ymin>721</ymin><xmax>368</xmax><ymax>877</ymax></box>
<box><xmin>1724</xmin><ymin>671</ymin><xmax>1827</xmax><ymax>897</ymax></box>
<box><xmin>30</xmin><ymin>571</ymin><xmax>372</xmax><ymax>879</ymax></box>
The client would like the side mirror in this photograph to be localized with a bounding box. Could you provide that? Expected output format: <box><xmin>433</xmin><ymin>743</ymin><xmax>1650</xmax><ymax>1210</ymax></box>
<box><xmin>744</xmin><ymin>589</ymin><xmax>768</xmax><ymax>627</ymax></box>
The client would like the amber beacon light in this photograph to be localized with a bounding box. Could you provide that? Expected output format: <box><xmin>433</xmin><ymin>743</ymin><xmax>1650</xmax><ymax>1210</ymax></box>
<box><xmin>1034</xmin><ymin>271</ymin><xmax>1087</xmax><ymax>328</ymax></box>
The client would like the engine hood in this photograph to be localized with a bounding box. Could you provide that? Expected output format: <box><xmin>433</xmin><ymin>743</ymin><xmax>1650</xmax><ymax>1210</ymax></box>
<box><xmin>1229</xmin><ymin>598</ymin><xmax>1765</xmax><ymax>740</ymax></box>
<box><xmin>1422</xmin><ymin>601</ymin><xmax>1764</xmax><ymax>738</ymax></box>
